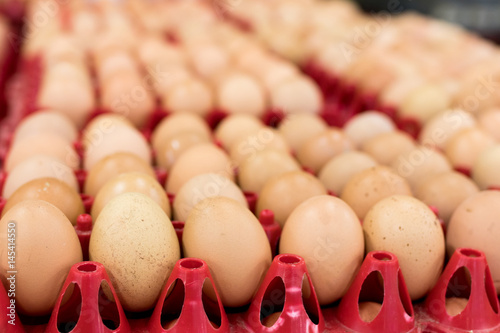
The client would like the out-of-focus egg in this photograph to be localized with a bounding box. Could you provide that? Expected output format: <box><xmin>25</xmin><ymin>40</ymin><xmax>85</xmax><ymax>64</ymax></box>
<box><xmin>3</xmin><ymin>178</ymin><xmax>84</xmax><ymax>225</ymax></box>
<box><xmin>447</xmin><ymin>191</ymin><xmax>500</xmax><ymax>293</ymax></box>
<box><xmin>84</xmin><ymin>152</ymin><xmax>156</xmax><ymax>197</ymax></box>
<box><xmin>477</xmin><ymin>109</ymin><xmax>500</xmax><ymax>142</ymax></box>
<box><xmin>278</xmin><ymin>114</ymin><xmax>328</xmax><ymax>152</ymax></box>
<box><xmin>162</xmin><ymin>78</ymin><xmax>213</xmax><ymax>118</ymax></box>
<box><xmin>238</xmin><ymin>149</ymin><xmax>301</xmax><ymax>194</ymax></box>
<box><xmin>82</xmin><ymin>114</ymin><xmax>133</xmax><ymax>149</ymax></box>
<box><xmin>419</xmin><ymin>109</ymin><xmax>476</xmax><ymax>150</ymax></box>
<box><xmin>318</xmin><ymin>151</ymin><xmax>378</xmax><ymax>195</ymax></box>
<box><xmin>84</xmin><ymin>125</ymin><xmax>151</xmax><ymax>170</ymax></box>
<box><xmin>341</xmin><ymin>166</ymin><xmax>412</xmax><ymax>220</ymax></box>
<box><xmin>216</xmin><ymin>72</ymin><xmax>267</xmax><ymax>116</ymax></box>
<box><xmin>269</xmin><ymin>76</ymin><xmax>322</xmax><ymax>115</ymax></box>
<box><xmin>259</xmin><ymin>61</ymin><xmax>299</xmax><ymax>90</ymax></box>
<box><xmin>343</xmin><ymin>111</ymin><xmax>396</xmax><ymax>148</ymax></box>
<box><xmin>92</xmin><ymin>172</ymin><xmax>170</xmax><ymax>219</ymax></box>
<box><xmin>472</xmin><ymin>145</ymin><xmax>500</xmax><ymax>189</ymax></box>
<box><xmin>362</xmin><ymin>131</ymin><xmax>416</xmax><ymax>165</ymax></box>
<box><xmin>156</xmin><ymin>131</ymin><xmax>210</xmax><ymax>171</ymax></box>
<box><xmin>12</xmin><ymin>111</ymin><xmax>78</xmax><ymax>144</ymax></box>
<box><xmin>5</xmin><ymin>134</ymin><xmax>79</xmax><ymax>171</ymax></box>
<box><xmin>214</xmin><ymin>114</ymin><xmax>264</xmax><ymax>149</ymax></box>
<box><xmin>280</xmin><ymin>195</ymin><xmax>364</xmax><ymax>305</ymax></box>
<box><xmin>166</xmin><ymin>143</ymin><xmax>234</xmax><ymax>194</ymax></box>
<box><xmin>399</xmin><ymin>83</ymin><xmax>451</xmax><ymax>123</ymax></box>
<box><xmin>392</xmin><ymin>146</ymin><xmax>452</xmax><ymax>190</ymax></box>
<box><xmin>174</xmin><ymin>173</ymin><xmax>247</xmax><ymax>221</ymax></box>
<box><xmin>89</xmin><ymin>193</ymin><xmax>180</xmax><ymax>312</ymax></box>
<box><xmin>296</xmin><ymin>128</ymin><xmax>353</xmax><ymax>173</ymax></box>
<box><xmin>0</xmin><ymin>200</ymin><xmax>83</xmax><ymax>315</ymax></box>
<box><xmin>444</xmin><ymin>127</ymin><xmax>495</xmax><ymax>170</ymax></box>
<box><xmin>188</xmin><ymin>43</ymin><xmax>229</xmax><ymax>80</ymax></box>
<box><xmin>363</xmin><ymin>195</ymin><xmax>445</xmax><ymax>300</ymax></box>
<box><xmin>183</xmin><ymin>197</ymin><xmax>271</xmax><ymax>307</ymax></box>
<box><xmin>96</xmin><ymin>51</ymin><xmax>136</xmax><ymax>82</ymax></box>
<box><xmin>257</xmin><ymin>171</ymin><xmax>327</xmax><ymax>226</ymax></box>
<box><xmin>415</xmin><ymin>171</ymin><xmax>479</xmax><ymax>224</ymax></box>
<box><xmin>229</xmin><ymin>128</ymin><xmax>289</xmax><ymax>165</ymax></box>
<box><xmin>3</xmin><ymin>155</ymin><xmax>79</xmax><ymax>199</ymax></box>
<box><xmin>151</xmin><ymin>113</ymin><xmax>212</xmax><ymax>152</ymax></box>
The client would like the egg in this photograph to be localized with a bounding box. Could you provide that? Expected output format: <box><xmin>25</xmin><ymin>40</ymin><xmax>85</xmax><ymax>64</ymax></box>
<box><xmin>363</xmin><ymin>195</ymin><xmax>445</xmax><ymax>300</ymax></box>
<box><xmin>216</xmin><ymin>72</ymin><xmax>267</xmax><ymax>116</ymax></box>
<box><xmin>3</xmin><ymin>155</ymin><xmax>79</xmax><ymax>199</ymax></box>
<box><xmin>343</xmin><ymin>111</ymin><xmax>396</xmax><ymax>148</ymax></box>
<box><xmin>82</xmin><ymin>114</ymin><xmax>133</xmax><ymax>149</ymax></box>
<box><xmin>11</xmin><ymin>111</ymin><xmax>78</xmax><ymax>145</ymax></box>
<box><xmin>415</xmin><ymin>171</ymin><xmax>479</xmax><ymax>224</ymax></box>
<box><xmin>183</xmin><ymin>197</ymin><xmax>271</xmax><ymax>307</ymax></box>
<box><xmin>84</xmin><ymin>152</ymin><xmax>156</xmax><ymax>197</ymax></box>
<box><xmin>174</xmin><ymin>173</ymin><xmax>247</xmax><ymax>221</ymax></box>
<box><xmin>362</xmin><ymin>131</ymin><xmax>416</xmax><ymax>166</ymax></box>
<box><xmin>96</xmin><ymin>51</ymin><xmax>136</xmax><ymax>82</ymax></box>
<box><xmin>92</xmin><ymin>172</ymin><xmax>170</xmax><ymax>219</ymax></box>
<box><xmin>214</xmin><ymin>114</ymin><xmax>264</xmax><ymax>149</ymax></box>
<box><xmin>341</xmin><ymin>166</ymin><xmax>412</xmax><ymax>220</ymax></box>
<box><xmin>477</xmin><ymin>109</ymin><xmax>500</xmax><ymax>142</ymax></box>
<box><xmin>472</xmin><ymin>145</ymin><xmax>500</xmax><ymax>189</ymax></box>
<box><xmin>0</xmin><ymin>200</ymin><xmax>83</xmax><ymax>315</ymax></box>
<box><xmin>280</xmin><ymin>195</ymin><xmax>364</xmax><ymax>305</ymax></box>
<box><xmin>229</xmin><ymin>128</ymin><xmax>290</xmax><ymax>165</ymax></box>
<box><xmin>89</xmin><ymin>193</ymin><xmax>180</xmax><ymax>312</ymax></box>
<box><xmin>162</xmin><ymin>77</ymin><xmax>214</xmax><ymax>116</ymax></box>
<box><xmin>3</xmin><ymin>178</ymin><xmax>84</xmax><ymax>225</ymax></box>
<box><xmin>277</xmin><ymin>114</ymin><xmax>328</xmax><ymax>152</ymax></box>
<box><xmin>444</xmin><ymin>127</ymin><xmax>495</xmax><ymax>170</ymax></box>
<box><xmin>399</xmin><ymin>83</ymin><xmax>452</xmax><ymax>124</ymax></box>
<box><xmin>260</xmin><ymin>61</ymin><xmax>299</xmax><ymax>90</ymax></box>
<box><xmin>166</xmin><ymin>143</ymin><xmax>234</xmax><ymax>194</ymax></box>
<box><xmin>257</xmin><ymin>170</ymin><xmax>327</xmax><ymax>226</ymax></box>
<box><xmin>296</xmin><ymin>128</ymin><xmax>354</xmax><ymax>173</ymax></box>
<box><xmin>151</xmin><ymin>113</ymin><xmax>212</xmax><ymax>153</ymax></box>
<box><xmin>318</xmin><ymin>151</ymin><xmax>378</xmax><ymax>195</ymax></box>
<box><xmin>187</xmin><ymin>43</ymin><xmax>230</xmax><ymax>80</ymax></box>
<box><xmin>269</xmin><ymin>76</ymin><xmax>322</xmax><ymax>115</ymax></box>
<box><xmin>156</xmin><ymin>131</ymin><xmax>211</xmax><ymax>171</ymax></box>
<box><xmin>447</xmin><ymin>191</ymin><xmax>500</xmax><ymax>293</ymax></box>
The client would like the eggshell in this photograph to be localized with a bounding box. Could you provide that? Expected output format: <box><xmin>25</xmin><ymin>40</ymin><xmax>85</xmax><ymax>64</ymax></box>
<box><xmin>82</xmin><ymin>114</ymin><xmax>133</xmax><ymax>149</ymax></box>
<box><xmin>318</xmin><ymin>151</ymin><xmax>378</xmax><ymax>195</ymax></box>
<box><xmin>447</xmin><ymin>191</ymin><xmax>500</xmax><ymax>293</ymax></box>
<box><xmin>12</xmin><ymin>111</ymin><xmax>78</xmax><ymax>145</ymax></box>
<box><xmin>163</xmin><ymin>77</ymin><xmax>214</xmax><ymax>116</ymax></box>
<box><xmin>156</xmin><ymin>131</ymin><xmax>210</xmax><ymax>171</ymax></box>
<box><xmin>362</xmin><ymin>131</ymin><xmax>416</xmax><ymax>166</ymax></box>
<box><xmin>229</xmin><ymin>128</ymin><xmax>290</xmax><ymax>165</ymax></box>
<box><xmin>3</xmin><ymin>155</ymin><xmax>79</xmax><ymax>199</ymax></box>
<box><xmin>85</xmin><ymin>152</ymin><xmax>156</xmax><ymax>197</ymax></box>
<box><xmin>166</xmin><ymin>143</ymin><xmax>234</xmax><ymax>194</ymax></box>
<box><xmin>188</xmin><ymin>43</ymin><xmax>229</xmax><ymax>80</ymax></box>
<box><xmin>3</xmin><ymin>178</ymin><xmax>84</xmax><ymax>225</ymax></box>
<box><xmin>277</xmin><ymin>114</ymin><xmax>328</xmax><ymax>152</ymax></box>
<box><xmin>399</xmin><ymin>83</ymin><xmax>452</xmax><ymax>123</ymax></box>
<box><xmin>296</xmin><ymin>128</ymin><xmax>354</xmax><ymax>173</ymax></box>
<box><xmin>341</xmin><ymin>166</ymin><xmax>412</xmax><ymax>220</ymax></box>
<box><xmin>415</xmin><ymin>171</ymin><xmax>479</xmax><ymax>224</ymax></box>
<box><xmin>0</xmin><ymin>200</ymin><xmax>83</xmax><ymax>315</ymax></box>
<box><xmin>174</xmin><ymin>173</ymin><xmax>247</xmax><ymax>221</ymax></box>
<box><xmin>257</xmin><ymin>171</ymin><xmax>327</xmax><ymax>226</ymax></box>
<box><xmin>343</xmin><ymin>112</ymin><xmax>396</xmax><ymax>148</ymax></box>
<box><xmin>444</xmin><ymin>127</ymin><xmax>495</xmax><ymax>170</ymax></box>
<box><xmin>260</xmin><ymin>61</ymin><xmax>299</xmax><ymax>90</ymax></box>
<box><xmin>269</xmin><ymin>76</ymin><xmax>322</xmax><ymax>115</ymax></box>
<box><xmin>89</xmin><ymin>193</ymin><xmax>180</xmax><ymax>312</ymax></box>
<box><xmin>216</xmin><ymin>72</ymin><xmax>267</xmax><ymax>116</ymax></box>
<box><xmin>280</xmin><ymin>195</ymin><xmax>364</xmax><ymax>304</ymax></box>
<box><xmin>183</xmin><ymin>197</ymin><xmax>272</xmax><ymax>307</ymax></box>
<box><xmin>477</xmin><ymin>109</ymin><xmax>500</xmax><ymax>141</ymax></box>
<box><xmin>214</xmin><ymin>114</ymin><xmax>264</xmax><ymax>149</ymax></box>
<box><xmin>363</xmin><ymin>195</ymin><xmax>445</xmax><ymax>300</ymax></box>
<box><xmin>92</xmin><ymin>172</ymin><xmax>170</xmax><ymax>219</ymax></box>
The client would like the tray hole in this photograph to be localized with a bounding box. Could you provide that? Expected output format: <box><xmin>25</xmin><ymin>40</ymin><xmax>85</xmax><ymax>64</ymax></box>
<box><xmin>398</xmin><ymin>270</ymin><xmax>414</xmax><ymax>317</ymax></box>
<box><xmin>358</xmin><ymin>271</ymin><xmax>384</xmax><ymax>322</ymax></box>
<box><xmin>279</xmin><ymin>255</ymin><xmax>300</xmax><ymax>265</ymax></box>
<box><xmin>161</xmin><ymin>279</ymin><xmax>184</xmax><ymax>329</ymax></box>
<box><xmin>202</xmin><ymin>278</ymin><xmax>222</xmax><ymax>328</ymax></box>
<box><xmin>260</xmin><ymin>276</ymin><xmax>285</xmax><ymax>327</ymax></box>
<box><xmin>485</xmin><ymin>268</ymin><xmax>499</xmax><ymax>314</ymax></box>
<box><xmin>302</xmin><ymin>275</ymin><xmax>320</xmax><ymax>325</ymax></box>
<box><xmin>78</xmin><ymin>263</ymin><xmax>97</xmax><ymax>272</ymax></box>
<box><xmin>98</xmin><ymin>280</ymin><xmax>121</xmax><ymax>330</ymax></box>
<box><xmin>459</xmin><ymin>248</ymin><xmax>481</xmax><ymax>258</ymax></box>
<box><xmin>445</xmin><ymin>266</ymin><xmax>471</xmax><ymax>316</ymax></box>
<box><xmin>57</xmin><ymin>283</ymin><xmax>81</xmax><ymax>333</ymax></box>
<box><xmin>180</xmin><ymin>259</ymin><xmax>203</xmax><ymax>269</ymax></box>
<box><xmin>372</xmin><ymin>252</ymin><xmax>393</xmax><ymax>261</ymax></box>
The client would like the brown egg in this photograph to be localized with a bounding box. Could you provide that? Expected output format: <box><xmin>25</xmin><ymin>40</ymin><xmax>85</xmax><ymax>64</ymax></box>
<box><xmin>174</xmin><ymin>173</ymin><xmax>247</xmax><ymax>221</ymax></box>
<box><xmin>214</xmin><ymin>114</ymin><xmax>264</xmax><ymax>149</ymax></box>
<box><xmin>362</xmin><ymin>131</ymin><xmax>416</xmax><ymax>166</ymax></box>
<box><xmin>477</xmin><ymin>109</ymin><xmax>500</xmax><ymax>142</ymax></box>
<box><xmin>85</xmin><ymin>152</ymin><xmax>156</xmax><ymax>197</ymax></box>
<box><xmin>84</xmin><ymin>125</ymin><xmax>151</xmax><ymax>170</ymax></box>
<box><xmin>269</xmin><ymin>76</ymin><xmax>322</xmax><ymax>115</ymax></box>
<box><xmin>260</xmin><ymin>61</ymin><xmax>299</xmax><ymax>91</ymax></box>
<box><xmin>0</xmin><ymin>200</ymin><xmax>83</xmax><ymax>315</ymax></box>
<box><xmin>229</xmin><ymin>128</ymin><xmax>289</xmax><ymax>165</ymax></box>
<box><xmin>166</xmin><ymin>143</ymin><xmax>234</xmax><ymax>194</ymax></box>
<box><xmin>92</xmin><ymin>172</ymin><xmax>170</xmax><ymax>219</ymax></box>
<box><xmin>277</xmin><ymin>114</ymin><xmax>328</xmax><ymax>152</ymax></box>
<box><xmin>3</xmin><ymin>178</ymin><xmax>84</xmax><ymax>225</ymax></box>
<box><xmin>82</xmin><ymin>114</ymin><xmax>133</xmax><ymax>149</ymax></box>
<box><xmin>151</xmin><ymin>113</ymin><xmax>212</xmax><ymax>152</ymax></box>
<box><xmin>257</xmin><ymin>171</ymin><xmax>327</xmax><ymax>226</ymax></box>
<box><xmin>156</xmin><ymin>131</ymin><xmax>210</xmax><ymax>171</ymax></box>
<box><xmin>280</xmin><ymin>195</ymin><xmax>364</xmax><ymax>304</ymax></box>
<box><xmin>188</xmin><ymin>43</ymin><xmax>229</xmax><ymax>80</ymax></box>
<box><xmin>343</xmin><ymin>112</ymin><xmax>396</xmax><ymax>148</ymax></box>
<box><xmin>296</xmin><ymin>128</ymin><xmax>354</xmax><ymax>173</ymax></box>
<box><xmin>318</xmin><ymin>151</ymin><xmax>378</xmax><ymax>195</ymax></box>
<box><xmin>216</xmin><ymin>72</ymin><xmax>267</xmax><ymax>116</ymax></box>
<box><xmin>363</xmin><ymin>195</ymin><xmax>445</xmax><ymax>300</ymax></box>
<box><xmin>162</xmin><ymin>77</ymin><xmax>214</xmax><ymax>116</ymax></box>
<box><xmin>444</xmin><ymin>127</ymin><xmax>495</xmax><ymax>170</ymax></box>
<box><xmin>3</xmin><ymin>155</ymin><xmax>79</xmax><ymax>199</ymax></box>
<box><xmin>392</xmin><ymin>146</ymin><xmax>452</xmax><ymax>191</ymax></box>
<box><xmin>5</xmin><ymin>134</ymin><xmax>79</xmax><ymax>172</ymax></box>
<box><xmin>415</xmin><ymin>171</ymin><xmax>479</xmax><ymax>224</ymax></box>
<box><xmin>399</xmin><ymin>83</ymin><xmax>451</xmax><ymax>124</ymax></box>
<box><xmin>12</xmin><ymin>111</ymin><xmax>78</xmax><ymax>145</ymax></box>
<box><xmin>341</xmin><ymin>166</ymin><xmax>412</xmax><ymax>220</ymax></box>
<box><xmin>183</xmin><ymin>197</ymin><xmax>271</xmax><ymax>307</ymax></box>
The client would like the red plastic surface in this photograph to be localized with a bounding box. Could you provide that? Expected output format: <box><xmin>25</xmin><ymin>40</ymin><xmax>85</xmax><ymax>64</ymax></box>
<box><xmin>258</xmin><ymin>209</ymin><xmax>281</xmax><ymax>257</ymax></box>
<box><xmin>0</xmin><ymin>280</ymin><xmax>24</xmax><ymax>332</ymax></box>
<box><xmin>244</xmin><ymin>191</ymin><xmax>257</xmax><ymax>213</ymax></box>
<box><xmin>75</xmin><ymin>214</ymin><xmax>92</xmax><ymax>261</ymax></box>
<box><xmin>171</xmin><ymin>221</ymin><xmax>184</xmax><ymax>252</ymax></box>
